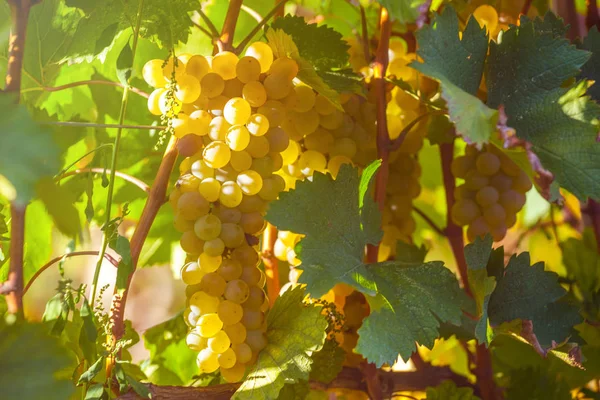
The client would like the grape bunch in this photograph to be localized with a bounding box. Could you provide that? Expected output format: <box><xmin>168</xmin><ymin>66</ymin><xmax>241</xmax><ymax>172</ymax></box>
<box><xmin>451</xmin><ymin>144</ymin><xmax>532</xmax><ymax>241</ymax></box>
<box><xmin>143</xmin><ymin>42</ymin><xmax>309</xmax><ymax>382</ymax></box>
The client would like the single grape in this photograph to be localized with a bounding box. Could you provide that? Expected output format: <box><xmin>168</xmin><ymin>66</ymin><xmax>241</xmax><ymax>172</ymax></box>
<box><xmin>466</xmin><ymin>216</ymin><xmax>489</xmax><ymax>242</ymax></box>
<box><xmin>241</xmin><ymin>309</ymin><xmax>263</xmax><ymax>330</ymax></box>
<box><xmin>147</xmin><ymin>88</ymin><xmax>165</xmax><ymax>115</ymax></box>
<box><xmin>218</xmin><ymin>347</ymin><xmax>237</xmax><ymax>369</ymax></box>
<box><xmin>186</xmin><ymin>329</ymin><xmax>208</xmax><ymax>351</ymax></box>
<box><xmin>197</xmin><ymin>313</ymin><xmax>224</xmax><ymax>338</ymax></box>
<box><xmin>245</xmin><ymin>135</ymin><xmax>270</xmax><ymax>158</ymax></box>
<box><xmin>263</xmin><ymin>74</ymin><xmax>293</xmax><ymax>100</ymax></box>
<box><xmin>198</xmin><ymin>252</ymin><xmax>222</xmax><ymax>273</ymax></box>
<box><xmin>178</xmin><ymin>191</ymin><xmax>210</xmax><ymax>220</ymax></box>
<box><xmin>476</xmin><ymin>152</ymin><xmax>501</xmax><ymax>176</ymax></box>
<box><xmin>180</xmin><ymin>231</ymin><xmax>205</xmax><ymax>255</ymax></box>
<box><xmin>201</xmin><ymin>72</ymin><xmax>225</xmax><ymax>98</ymax></box>
<box><xmin>223</xmin><ymin>79</ymin><xmax>245</xmax><ymax>98</ymax></box>
<box><xmin>233</xmin><ymin>246</ymin><xmax>260</xmax><ymax>267</ymax></box>
<box><xmin>269</xmin><ymin>57</ymin><xmax>299</xmax><ymax>80</ymax></box>
<box><xmin>220</xmin><ymin>181</ymin><xmax>244</xmax><ymax>208</ymax></box>
<box><xmin>143</xmin><ymin>59</ymin><xmax>168</xmax><ymax>88</ymax></box>
<box><xmin>464</xmin><ymin>170</ymin><xmax>489</xmax><ymax>191</ymax></box>
<box><xmin>451</xmin><ymin>199</ymin><xmax>480</xmax><ymax>226</ymax></box>
<box><xmin>473</xmin><ymin>4</ymin><xmax>499</xmax><ymax>34</ymax></box>
<box><xmin>483</xmin><ymin>203</ymin><xmax>506</xmax><ymax>227</ymax></box>
<box><xmin>181</xmin><ymin>262</ymin><xmax>204</xmax><ymax>285</ymax></box>
<box><xmin>237</xmin><ymin>170</ymin><xmax>263</xmax><ymax>196</ymax></box>
<box><xmin>208</xmin><ymin>116</ymin><xmax>231</xmax><ymax>141</ymax></box>
<box><xmin>203</xmin><ymin>141</ymin><xmax>232</xmax><ymax>169</ymax></box>
<box><xmin>243</xmin><ymin>286</ymin><xmax>266</xmax><ymax>310</ymax></box>
<box><xmin>220</xmin><ymin>223</ymin><xmax>246</xmax><ymax>248</ymax></box>
<box><xmin>212</xmin><ymin>51</ymin><xmax>238</xmax><ymax>80</ymax></box>
<box><xmin>246</xmin><ymin>113</ymin><xmax>270</xmax><ymax>137</ymax></box>
<box><xmin>191</xmin><ymin>159</ymin><xmax>215</xmax><ymax>180</ymax></box>
<box><xmin>189</xmin><ymin>291</ymin><xmax>220</xmax><ymax>314</ymax></box>
<box><xmin>220</xmin><ymin>362</ymin><xmax>246</xmax><ymax>383</ymax></box>
<box><xmin>245</xmin><ymin>42</ymin><xmax>274</xmax><ymax>73</ymax></box>
<box><xmin>218</xmin><ymin>300</ymin><xmax>244</xmax><ymax>326</ymax></box>
<box><xmin>186</xmin><ymin>55</ymin><xmax>210</xmax><ymax>79</ymax></box>
<box><xmin>239</xmin><ymin>212</ymin><xmax>266</xmax><ymax>235</ymax></box>
<box><xmin>475</xmin><ymin>186</ymin><xmax>500</xmax><ymax>207</ymax></box>
<box><xmin>208</xmin><ymin>330</ymin><xmax>231</xmax><ymax>354</ymax></box>
<box><xmin>512</xmin><ymin>170</ymin><xmax>532</xmax><ymax>193</ymax></box>
<box><xmin>200</xmin><ymin>272</ymin><xmax>227</xmax><ymax>298</ymax></box>
<box><xmin>198</xmin><ymin>178</ymin><xmax>221</xmax><ymax>202</ymax></box>
<box><xmin>293</xmin><ymin>85</ymin><xmax>316</xmax><ymax>112</ymax></box>
<box><xmin>197</xmin><ymin>348</ymin><xmax>220</xmax><ymax>373</ymax></box>
<box><xmin>224</xmin><ymin>97</ymin><xmax>252</xmax><ymax>126</ymax></box>
<box><xmin>213</xmin><ymin>204</ymin><xmax>242</xmax><ymax>223</ymax></box>
<box><xmin>245</xmin><ymin>330</ymin><xmax>267</xmax><ymax>352</ymax></box>
<box><xmin>450</xmin><ymin>155</ymin><xmax>475</xmax><ymax>179</ymax></box>
<box><xmin>218</xmin><ymin>258</ymin><xmax>243</xmax><ymax>281</ymax></box>
<box><xmin>232</xmin><ymin>343</ymin><xmax>253</xmax><ymax>363</ymax></box>
<box><xmin>194</xmin><ymin>214</ymin><xmax>222</xmax><ymax>241</ymax></box>
<box><xmin>242</xmin><ymin>81</ymin><xmax>267</xmax><ymax>107</ymax></box>
<box><xmin>175</xmin><ymin>74</ymin><xmax>201</xmax><ymax>103</ymax></box>
<box><xmin>223</xmin><ymin>322</ymin><xmax>247</xmax><ymax>345</ymax></box>
<box><xmin>499</xmin><ymin>190</ymin><xmax>526</xmax><ymax>213</ymax></box>
<box><xmin>224</xmin><ymin>279</ymin><xmax>250</xmax><ymax>304</ymax></box>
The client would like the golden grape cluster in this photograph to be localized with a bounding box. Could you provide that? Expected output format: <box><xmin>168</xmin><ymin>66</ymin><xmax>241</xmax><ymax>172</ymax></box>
<box><xmin>143</xmin><ymin>42</ymin><xmax>309</xmax><ymax>382</ymax></box>
<box><xmin>451</xmin><ymin>145</ymin><xmax>532</xmax><ymax>241</ymax></box>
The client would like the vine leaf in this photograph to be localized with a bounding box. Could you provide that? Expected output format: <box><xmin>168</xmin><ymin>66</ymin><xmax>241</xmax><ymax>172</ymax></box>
<box><xmin>486</xmin><ymin>13</ymin><xmax>600</xmax><ymax>201</ymax></box>
<box><xmin>425</xmin><ymin>380</ymin><xmax>481</xmax><ymax>399</ymax></box>
<box><xmin>464</xmin><ymin>235</ymin><xmax>497</xmax><ymax>346</ymax></box>
<box><xmin>0</xmin><ymin>204</ymin><xmax>8</xmax><ymax>241</ymax></box>
<box><xmin>308</xmin><ymin>339</ymin><xmax>345</xmax><ymax>384</ymax></box>
<box><xmin>109</xmin><ymin>234</ymin><xmax>133</xmax><ymax>292</ymax></box>
<box><xmin>0</xmin><ymin>322</ymin><xmax>75</xmax><ymax>400</ymax></box>
<box><xmin>36</xmin><ymin>178</ymin><xmax>82</xmax><ymax>237</ymax></box>
<box><xmin>488</xmin><ymin>252</ymin><xmax>582</xmax><ymax>347</ymax></box>
<box><xmin>234</xmin><ymin>286</ymin><xmax>328</xmax><ymax>400</ymax></box>
<box><xmin>269</xmin><ymin>16</ymin><xmax>363</xmax><ymax>96</ymax></box>
<box><xmin>0</xmin><ymin>94</ymin><xmax>60</xmax><ymax>204</ymax></box>
<box><xmin>266</xmin><ymin>163</ymin><xmax>382</xmax><ymax>298</ymax></box>
<box><xmin>581</xmin><ymin>26</ymin><xmax>600</xmax><ymax>102</ymax></box>
<box><xmin>266</xmin><ymin>163</ymin><xmax>470</xmax><ymax>366</ymax></box>
<box><xmin>357</xmin><ymin>260</ymin><xmax>470</xmax><ymax>366</ymax></box>
<box><xmin>411</xmin><ymin>7</ymin><xmax>496</xmax><ymax>144</ymax></box>
<box><xmin>116</xmin><ymin>41</ymin><xmax>133</xmax><ymax>86</ymax></box>
<box><xmin>505</xmin><ymin>367</ymin><xmax>571</xmax><ymax>399</ymax></box>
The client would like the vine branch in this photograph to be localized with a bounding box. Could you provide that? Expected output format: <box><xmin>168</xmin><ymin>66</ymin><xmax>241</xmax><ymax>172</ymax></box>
<box><xmin>261</xmin><ymin>223</ymin><xmax>280</xmax><ymax>306</ymax></box>
<box><xmin>360</xmin><ymin>5</ymin><xmax>370</xmax><ymax>64</ymax></box>
<box><xmin>365</xmin><ymin>5</ymin><xmax>391</xmax><ymax>265</ymax></box>
<box><xmin>58</xmin><ymin>168</ymin><xmax>151</xmax><ymax>194</ymax></box>
<box><xmin>521</xmin><ymin>0</ymin><xmax>533</xmax><ymax>16</ymax></box>
<box><xmin>110</xmin><ymin>135</ymin><xmax>178</xmax><ymax>341</ymax></box>
<box><xmin>586</xmin><ymin>0</ymin><xmax>600</xmax><ymax>30</ymax></box>
<box><xmin>22</xmin><ymin>251</ymin><xmax>119</xmax><ymax>295</ymax></box>
<box><xmin>197</xmin><ymin>7</ymin><xmax>220</xmax><ymax>38</ymax></box>
<box><xmin>235</xmin><ymin>0</ymin><xmax>288</xmax><ymax>54</ymax></box>
<box><xmin>20</xmin><ymin>80</ymin><xmax>149</xmax><ymax>98</ymax></box>
<box><xmin>413</xmin><ymin>206</ymin><xmax>445</xmax><ymax>236</ymax></box>
<box><xmin>117</xmin><ymin>365</ymin><xmax>475</xmax><ymax>400</ymax></box>
<box><xmin>42</xmin><ymin>121</ymin><xmax>165</xmax><ymax>130</ymax></box>
<box><xmin>4</xmin><ymin>0</ymin><xmax>38</xmax><ymax>317</ymax></box>
<box><xmin>219</xmin><ymin>0</ymin><xmax>244</xmax><ymax>52</ymax></box>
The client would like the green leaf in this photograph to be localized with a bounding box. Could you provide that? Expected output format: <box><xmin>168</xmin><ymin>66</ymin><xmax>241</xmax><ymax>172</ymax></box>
<box><xmin>487</xmin><ymin>13</ymin><xmax>600</xmax><ymax>200</ymax></box>
<box><xmin>465</xmin><ymin>235</ymin><xmax>496</xmax><ymax>346</ymax></box>
<box><xmin>126</xmin><ymin>374</ymin><xmax>151</xmax><ymax>399</ymax></box>
<box><xmin>0</xmin><ymin>94</ymin><xmax>60</xmax><ymax>204</ymax></box>
<box><xmin>78</xmin><ymin>298</ymin><xmax>98</xmax><ymax>364</ymax></box>
<box><xmin>395</xmin><ymin>241</ymin><xmax>427</xmax><ymax>264</ymax></box>
<box><xmin>77</xmin><ymin>356</ymin><xmax>106</xmax><ymax>385</ymax></box>
<box><xmin>0</xmin><ymin>322</ymin><xmax>75</xmax><ymax>400</ymax></box>
<box><xmin>266</xmin><ymin>161</ymin><xmax>469</xmax><ymax>365</ymax></box>
<box><xmin>116</xmin><ymin>41</ymin><xmax>133</xmax><ymax>86</ymax></box>
<box><xmin>488</xmin><ymin>253</ymin><xmax>566</xmax><ymax>324</ymax></box>
<box><xmin>356</xmin><ymin>261</ymin><xmax>470</xmax><ymax>365</ymax></box>
<box><xmin>36</xmin><ymin>178</ymin><xmax>81</xmax><ymax>237</ymax></box>
<box><xmin>410</xmin><ymin>7</ymin><xmax>496</xmax><ymax>144</ymax></box>
<box><xmin>561</xmin><ymin>230</ymin><xmax>600</xmax><ymax>294</ymax></box>
<box><xmin>0</xmin><ymin>204</ymin><xmax>8</xmax><ymax>241</ymax></box>
<box><xmin>487</xmin><ymin>252</ymin><xmax>581</xmax><ymax>346</ymax></box>
<box><xmin>504</xmin><ymin>367</ymin><xmax>571</xmax><ymax>400</ymax></box>
<box><xmin>277</xmin><ymin>381</ymin><xmax>310</xmax><ymax>400</ymax></box>
<box><xmin>308</xmin><ymin>339</ymin><xmax>345</xmax><ymax>384</ymax></box>
<box><xmin>377</xmin><ymin>0</ymin><xmax>429</xmax><ymax>25</ymax></box>
<box><xmin>85</xmin><ymin>383</ymin><xmax>108</xmax><ymax>400</ymax></box>
<box><xmin>265</xmin><ymin>164</ymin><xmax>381</xmax><ymax>298</ymax></box>
<box><xmin>581</xmin><ymin>26</ymin><xmax>600</xmax><ymax>101</ymax></box>
<box><xmin>412</xmin><ymin>7</ymin><xmax>488</xmax><ymax>95</ymax></box>
<box><xmin>270</xmin><ymin>15</ymin><xmax>350</xmax><ymax>70</ymax></box>
<box><xmin>233</xmin><ymin>286</ymin><xmax>328</xmax><ymax>400</ymax></box>
<box><xmin>426</xmin><ymin>380</ymin><xmax>481</xmax><ymax>399</ymax></box>
<box><xmin>110</xmin><ymin>235</ymin><xmax>133</xmax><ymax>292</ymax></box>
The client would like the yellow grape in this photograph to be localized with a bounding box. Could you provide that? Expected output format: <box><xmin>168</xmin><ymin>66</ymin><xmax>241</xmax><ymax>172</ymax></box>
<box><xmin>218</xmin><ymin>259</ymin><xmax>243</xmax><ymax>281</ymax></box>
<box><xmin>263</xmin><ymin>74</ymin><xmax>293</xmax><ymax>100</ymax></box>
<box><xmin>220</xmin><ymin>181</ymin><xmax>243</xmax><ymax>208</ymax></box>
<box><xmin>220</xmin><ymin>362</ymin><xmax>246</xmax><ymax>383</ymax></box>
<box><xmin>223</xmin><ymin>323</ymin><xmax>247</xmax><ymax>344</ymax></box>
<box><xmin>203</xmin><ymin>141</ymin><xmax>231</xmax><ymax>169</ymax></box>
<box><xmin>473</xmin><ymin>4</ymin><xmax>499</xmax><ymax>34</ymax></box>
<box><xmin>246</xmin><ymin>135</ymin><xmax>270</xmax><ymax>158</ymax></box>
<box><xmin>218</xmin><ymin>300</ymin><xmax>244</xmax><ymax>325</ymax></box>
<box><xmin>476</xmin><ymin>152</ymin><xmax>501</xmax><ymax>176</ymax></box>
<box><xmin>245</xmin><ymin>42</ymin><xmax>274</xmax><ymax>73</ymax></box>
<box><xmin>246</xmin><ymin>113</ymin><xmax>270</xmax><ymax>137</ymax></box>
<box><xmin>204</xmin><ymin>237</ymin><xmax>225</xmax><ymax>257</ymax></box>
<box><xmin>314</xmin><ymin>94</ymin><xmax>335</xmax><ymax>115</ymax></box>
<box><xmin>208</xmin><ymin>330</ymin><xmax>231</xmax><ymax>353</ymax></box>
<box><xmin>191</xmin><ymin>159</ymin><xmax>215</xmax><ymax>180</ymax></box>
<box><xmin>147</xmin><ymin>88</ymin><xmax>166</xmax><ymax>115</ymax></box>
<box><xmin>175</xmin><ymin>74</ymin><xmax>201</xmax><ymax>103</ymax></box>
<box><xmin>269</xmin><ymin>57</ymin><xmax>299</xmax><ymax>80</ymax></box>
<box><xmin>224</xmin><ymin>97</ymin><xmax>252</xmax><ymax>125</ymax></box>
<box><xmin>198</xmin><ymin>252</ymin><xmax>222</xmax><ymax>273</ymax></box>
<box><xmin>264</xmin><ymin>127</ymin><xmax>290</xmax><ymax>153</ymax></box>
<box><xmin>293</xmin><ymin>85</ymin><xmax>316</xmax><ymax>112</ymax></box>
<box><xmin>223</xmin><ymin>79</ymin><xmax>245</xmax><ymax>98</ymax></box>
<box><xmin>230</xmin><ymin>150</ymin><xmax>253</xmax><ymax>172</ymax></box>
<box><xmin>224</xmin><ymin>279</ymin><xmax>250</xmax><ymax>304</ymax></box>
<box><xmin>180</xmin><ymin>231</ymin><xmax>205</xmax><ymax>255</ymax></box>
<box><xmin>197</xmin><ymin>348</ymin><xmax>220</xmax><ymax>373</ymax></box>
<box><xmin>219</xmin><ymin>223</ymin><xmax>246</xmax><ymax>248</ymax></box>
<box><xmin>194</xmin><ymin>214</ymin><xmax>222</xmax><ymax>241</ymax></box>
<box><xmin>186</xmin><ymin>55</ymin><xmax>211</xmax><ymax>79</ymax></box>
<box><xmin>181</xmin><ymin>262</ymin><xmax>204</xmax><ymax>285</ymax></box>
<box><xmin>188</xmin><ymin>110</ymin><xmax>212</xmax><ymax>136</ymax></box>
<box><xmin>197</xmin><ymin>313</ymin><xmax>224</xmax><ymax>338</ymax></box>
<box><xmin>280</xmin><ymin>140</ymin><xmax>300</xmax><ymax>165</ymax></box>
<box><xmin>218</xmin><ymin>348</ymin><xmax>237</xmax><ymax>369</ymax></box>
<box><xmin>475</xmin><ymin>186</ymin><xmax>499</xmax><ymax>207</ymax></box>
<box><xmin>212</xmin><ymin>51</ymin><xmax>238</xmax><ymax>80</ymax></box>
<box><xmin>237</xmin><ymin>170</ymin><xmax>263</xmax><ymax>196</ymax></box>
<box><xmin>143</xmin><ymin>59</ymin><xmax>167</xmax><ymax>88</ymax></box>
<box><xmin>242</xmin><ymin>81</ymin><xmax>267</xmax><ymax>107</ymax></box>
<box><xmin>200</xmin><ymin>272</ymin><xmax>227</xmax><ymax>297</ymax></box>
<box><xmin>226</xmin><ymin>125</ymin><xmax>251</xmax><ymax>151</ymax></box>
<box><xmin>201</xmin><ymin>72</ymin><xmax>225</xmax><ymax>98</ymax></box>
<box><xmin>451</xmin><ymin>199</ymin><xmax>480</xmax><ymax>226</ymax></box>
<box><xmin>198</xmin><ymin>178</ymin><xmax>221</xmax><ymax>202</ymax></box>
<box><xmin>236</xmin><ymin>56</ymin><xmax>262</xmax><ymax>83</ymax></box>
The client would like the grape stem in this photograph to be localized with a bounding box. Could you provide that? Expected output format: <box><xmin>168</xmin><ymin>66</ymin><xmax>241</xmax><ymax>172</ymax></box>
<box><xmin>521</xmin><ymin>0</ymin><xmax>533</xmax><ymax>15</ymax></box>
<box><xmin>57</xmin><ymin>168</ymin><xmax>151</xmax><ymax>194</ymax></box>
<box><xmin>388</xmin><ymin>110</ymin><xmax>446</xmax><ymax>151</ymax></box>
<box><xmin>234</xmin><ymin>0</ymin><xmax>288</xmax><ymax>54</ymax></box>
<box><xmin>3</xmin><ymin>0</ymin><xmax>40</xmax><ymax>317</ymax></box>
<box><xmin>219</xmin><ymin>0</ymin><xmax>244</xmax><ymax>52</ymax></box>
<box><xmin>19</xmin><ymin>80</ymin><xmax>150</xmax><ymax>98</ymax></box>
<box><xmin>191</xmin><ymin>20</ymin><xmax>216</xmax><ymax>41</ymax></box>
<box><xmin>365</xmin><ymin>5</ymin><xmax>392</xmax><ymax>266</ymax></box>
<box><xmin>109</xmin><ymin>135</ymin><xmax>178</xmax><ymax>347</ymax></box>
<box><xmin>22</xmin><ymin>251</ymin><xmax>119</xmax><ymax>295</ymax></box>
<box><xmin>115</xmin><ymin>365</ymin><xmax>475</xmax><ymax>399</ymax></box>
<box><xmin>413</xmin><ymin>206</ymin><xmax>445</xmax><ymax>236</ymax></box>
<box><xmin>261</xmin><ymin>223</ymin><xmax>280</xmax><ymax>306</ymax></box>
<box><xmin>197</xmin><ymin>7</ymin><xmax>220</xmax><ymax>38</ymax></box>
<box><xmin>360</xmin><ymin>5</ymin><xmax>370</xmax><ymax>63</ymax></box>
